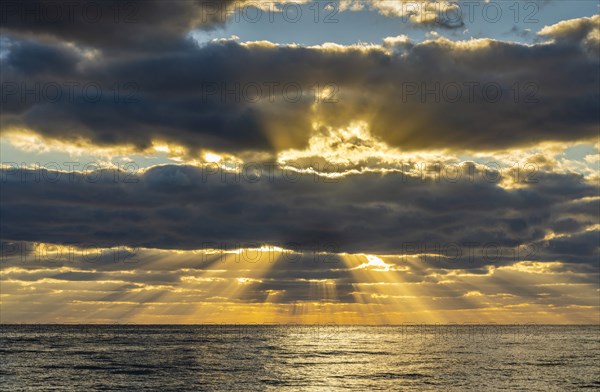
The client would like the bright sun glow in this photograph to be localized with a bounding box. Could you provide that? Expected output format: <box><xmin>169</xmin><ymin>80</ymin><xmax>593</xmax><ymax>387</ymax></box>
<box><xmin>204</xmin><ymin>152</ymin><xmax>222</xmax><ymax>163</ymax></box>
<box><xmin>354</xmin><ymin>255</ymin><xmax>394</xmax><ymax>272</ymax></box>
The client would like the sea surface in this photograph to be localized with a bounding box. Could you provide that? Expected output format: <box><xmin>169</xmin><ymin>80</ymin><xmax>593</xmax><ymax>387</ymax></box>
<box><xmin>1</xmin><ymin>324</ymin><xmax>599</xmax><ymax>391</ymax></box>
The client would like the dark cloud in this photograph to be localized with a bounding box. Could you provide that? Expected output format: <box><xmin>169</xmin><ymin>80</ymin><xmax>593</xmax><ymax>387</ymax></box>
<box><xmin>1</xmin><ymin>16</ymin><xmax>598</xmax><ymax>154</ymax></box>
<box><xmin>1</xmin><ymin>165</ymin><xmax>597</xmax><ymax>270</ymax></box>
<box><xmin>0</xmin><ymin>0</ymin><xmax>239</xmax><ymax>52</ymax></box>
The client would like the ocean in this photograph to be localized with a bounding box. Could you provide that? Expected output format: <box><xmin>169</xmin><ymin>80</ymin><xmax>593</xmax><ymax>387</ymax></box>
<box><xmin>1</xmin><ymin>324</ymin><xmax>599</xmax><ymax>391</ymax></box>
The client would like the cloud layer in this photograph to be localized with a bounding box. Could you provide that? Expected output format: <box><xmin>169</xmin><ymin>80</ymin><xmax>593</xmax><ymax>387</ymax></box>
<box><xmin>1</xmin><ymin>15</ymin><xmax>598</xmax><ymax>155</ymax></box>
<box><xmin>1</xmin><ymin>2</ymin><xmax>598</xmax><ymax>324</ymax></box>
<box><xmin>1</xmin><ymin>165</ymin><xmax>597</xmax><ymax>271</ymax></box>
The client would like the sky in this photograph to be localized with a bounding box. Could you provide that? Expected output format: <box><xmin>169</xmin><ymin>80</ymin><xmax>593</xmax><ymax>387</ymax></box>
<box><xmin>0</xmin><ymin>0</ymin><xmax>599</xmax><ymax>324</ymax></box>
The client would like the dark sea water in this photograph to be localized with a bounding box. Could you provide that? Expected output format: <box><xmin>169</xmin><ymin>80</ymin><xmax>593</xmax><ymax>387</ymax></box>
<box><xmin>1</xmin><ymin>325</ymin><xmax>599</xmax><ymax>391</ymax></box>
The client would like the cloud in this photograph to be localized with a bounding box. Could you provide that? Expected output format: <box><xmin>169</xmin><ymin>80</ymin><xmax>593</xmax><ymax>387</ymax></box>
<box><xmin>339</xmin><ymin>0</ymin><xmax>465</xmax><ymax>29</ymax></box>
<box><xmin>1</xmin><ymin>240</ymin><xmax>598</xmax><ymax>323</ymax></box>
<box><xmin>539</xmin><ymin>14</ymin><xmax>600</xmax><ymax>50</ymax></box>
<box><xmin>0</xmin><ymin>0</ymin><xmax>469</xmax><ymax>55</ymax></box>
<box><xmin>1</xmin><ymin>16</ymin><xmax>598</xmax><ymax>155</ymax></box>
<box><xmin>0</xmin><ymin>0</ymin><xmax>241</xmax><ymax>52</ymax></box>
<box><xmin>0</xmin><ymin>2</ymin><xmax>598</xmax><ymax>326</ymax></box>
<box><xmin>1</xmin><ymin>165</ymin><xmax>597</xmax><ymax>271</ymax></box>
